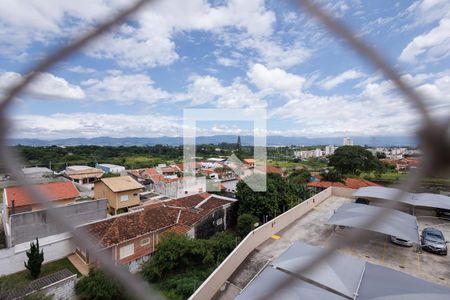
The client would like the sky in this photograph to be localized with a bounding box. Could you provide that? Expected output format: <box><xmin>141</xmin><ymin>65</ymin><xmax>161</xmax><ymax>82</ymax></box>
<box><xmin>0</xmin><ymin>0</ymin><xmax>449</xmax><ymax>139</ymax></box>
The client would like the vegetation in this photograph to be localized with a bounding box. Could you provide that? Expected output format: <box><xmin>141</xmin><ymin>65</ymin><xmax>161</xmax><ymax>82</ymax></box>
<box><xmin>236</xmin><ymin>214</ymin><xmax>259</xmax><ymax>238</ymax></box>
<box><xmin>75</xmin><ymin>268</ymin><xmax>124</xmax><ymax>300</ymax></box>
<box><xmin>0</xmin><ymin>258</ymin><xmax>80</xmax><ymax>286</ymax></box>
<box><xmin>236</xmin><ymin>173</ymin><xmax>309</xmax><ymax>222</ymax></box>
<box><xmin>329</xmin><ymin>146</ymin><xmax>382</xmax><ymax>175</ymax></box>
<box><xmin>320</xmin><ymin>169</ymin><xmax>344</xmax><ymax>182</ymax></box>
<box><xmin>24</xmin><ymin>238</ymin><xmax>44</xmax><ymax>279</ymax></box>
<box><xmin>141</xmin><ymin>232</ymin><xmax>238</xmax><ymax>300</ymax></box>
<box><xmin>287</xmin><ymin>169</ymin><xmax>311</xmax><ymax>185</ymax></box>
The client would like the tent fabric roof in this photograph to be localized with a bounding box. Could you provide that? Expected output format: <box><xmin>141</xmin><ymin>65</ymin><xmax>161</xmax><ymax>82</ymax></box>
<box><xmin>271</xmin><ymin>241</ymin><xmax>365</xmax><ymax>299</ymax></box>
<box><xmin>236</xmin><ymin>265</ymin><xmax>346</xmax><ymax>300</ymax></box>
<box><xmin>353</xmin><ymin>186</ymin><xmax>450</xmax><ymax>210</ymax></box>
<box><xmin>238</xmin><ymin>241</ymin><xmax>450</xmax><ymax>300</ymax></box>
<box><xmin>358</xmin><ymin>263</ymin><xmax>450</xmax><ymax>300</ymax></box>
<box><xmin>326</xmin><ymin>203</ymin><xmax>419</xmax><ymax>243</ymax></box>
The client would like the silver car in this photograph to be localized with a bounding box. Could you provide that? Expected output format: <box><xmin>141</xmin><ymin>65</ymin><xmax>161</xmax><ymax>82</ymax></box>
<box><xmin>390</xmin><ymin>235</ymin><xmax>413</xmax><ymax>247</ymax></box>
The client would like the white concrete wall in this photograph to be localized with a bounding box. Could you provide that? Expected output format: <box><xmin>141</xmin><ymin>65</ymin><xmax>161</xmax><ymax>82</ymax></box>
<box><xmin>0</xmin><ymin>232</ymin><xmax>75</xmax><ymax>276</ymax></box>
<box><xmin>189</xmin><ymin>187</ymin><xmax>334</xmax><ymax>300</ymax></box>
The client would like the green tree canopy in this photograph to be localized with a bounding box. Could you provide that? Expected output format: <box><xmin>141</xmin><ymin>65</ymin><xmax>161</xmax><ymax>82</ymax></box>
<box><xmin>236</xmin><ymin>214</ymin><xmax>259</xmax><ymax>238</ymax></box>
<box><xmin>236</xmin><ymin>173</ymin><xmax>308</xmax><ymax>222</ymax></box>
<box><xmin>328</xmin><ymin>146</ymin><xmax>382</xmax><ymax>175</ymax></box>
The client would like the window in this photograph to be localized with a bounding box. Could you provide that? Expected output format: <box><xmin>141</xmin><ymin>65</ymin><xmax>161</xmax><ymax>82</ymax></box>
<box><xmin>120</xmin><ymin>194</ymin><xmax>129</xmax><ymax>202</ymax></box>
<box><xmin>140</xmin><ymin>238</ymin><xmax>150</xmax><ymax>246</ymax></box>
<box><xmin>119</xmin><ymin>244</ymin><xmax>134</xmax><ymax>259</ymax></box>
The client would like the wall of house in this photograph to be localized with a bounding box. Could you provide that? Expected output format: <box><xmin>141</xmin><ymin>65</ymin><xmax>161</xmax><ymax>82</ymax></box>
<box><xmin>0</xmin><ymin>232</ymin><xmax>75</xmax><ymax>276</ymax></box>
<box><xmin>113</xmin><ymin>230</ymin><xmax>166</xmax><ymax>273</ymax></box>
<box><xmin>193</xmin><ymin>203</ymin><xmax>237</xmax><ymax>239</ymax></box>
<box><xmin>114</xmin><ymin>189</ymin><xmax>141</xmax><ymax>210</ymax></box>
<box><xmin>189</xmin><ymin>187</ymin><xmax>336</xmax><ymax>300</ymax></box>
<box><xmin>94</xmin><ymin>181</ymin><xmax>116</xmax><ymax>209</ymax></box>
<box><xmin>30</xmin><ymin>198</ymin><xmax>75</xmax><ymax>212</ymax></box>
<box><xmin>9</xmin><ymin>199</ymin><xmax>107</xmax><ymax>246</ymax></box>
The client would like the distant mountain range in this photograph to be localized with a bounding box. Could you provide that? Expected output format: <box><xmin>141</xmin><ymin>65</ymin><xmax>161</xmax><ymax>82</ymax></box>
<box><xmin>7</xmin><ymin>135</ymin><xmax>418</xmax><ymax>147</ymax></box>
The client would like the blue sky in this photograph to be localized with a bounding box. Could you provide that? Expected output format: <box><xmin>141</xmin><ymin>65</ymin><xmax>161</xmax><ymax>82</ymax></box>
<box><xmin>0</xmin><ymin>0</ymin><xmax>449</xmax><ymax>139</ymax></box>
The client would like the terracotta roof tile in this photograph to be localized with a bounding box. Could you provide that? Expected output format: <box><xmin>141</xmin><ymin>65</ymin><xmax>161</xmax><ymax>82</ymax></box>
<box><xmin>5</xmin><ymin>181</ymin><xmax>80</xmax><ymax>208</ymax></box>
<box><xmin>100</xmin><ymin>176</ymin><xmax>143</xmax><ymax>192</ymax></box>
<box><xmin>80</xmin><ymin>193</ymin><xmax>236</xmax><ymax>248</ymax></box>
<box><xmin>307</xmin><ymin>178</ymin><xmax>380</xmax><ymax>189</ymax></box>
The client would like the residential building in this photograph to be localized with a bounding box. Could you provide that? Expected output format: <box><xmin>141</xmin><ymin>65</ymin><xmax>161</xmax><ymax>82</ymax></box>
<box><xmin>343</xmin><ymin>137</ymin><xmax>354</xmax><ymax>146</ymax></box>
<box><xmin>94</xmin><ymin>176</ymin><xmax>143</xmax><ymax>214</ymax></box>
<box><xmin>95</xmin><ymin>163</ymin><xmax>126</xmax><ymax>174</ymax></box>
<box><xmin>64</xmin><ymin>165</ymin><xmax>104</xmax><ymax>185</ymax></box>
<box><xmin>129</xmin><ymin>166</ymin><xmax>207</xmax><ymax>199</ymax></box>
<box><xmin>243</xmin><ymin>158</ymin><xmax>255</xmax><ymax>167</ymax></box>
<box><xmin>324</xmin><ymin>145</ymin><xmax>336</xmax><ymax>156</ymax></box>
<box><xmin>382</xmin><ymin>157</ymin><xmax>420</xmax><ymax>171</ymax></box>
<box><xmin>2</xmin><ymin>181</ymin><xmax>80</xmax><ymax>223</ymax></box>
<box><xmin>21</xmin><ymin>167</ymin><xmax>54</xmax><ymax>179</ymax></box>
<box><xmin>76</xmin><ymin>193</ymin><xmax>237</xmax><ymax>272</ymax></box>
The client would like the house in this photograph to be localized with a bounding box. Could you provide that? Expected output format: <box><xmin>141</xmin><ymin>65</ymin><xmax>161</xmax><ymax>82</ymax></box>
<box><xmin>2</xmin><ymin>181</ymin><xmax>80</xmax><ymax>222</ymax></box>
<box><xmin>21</xmin><ymin>167</ymin><xmax>54</xmax><ymax>179</ymax></box>
<box><xmin>382</xmin><ymin>157</ymin><xmax>420</xmax><ymax>171</ymax></box>
<box><xmin>307</xmin><ymin>178</ymin><xmax>380</xmax><ymax>193</ymax></box>
<box><xmin>94</xmin><ymin>176</ymin><xmax>143</xmax><ymax>215</ymax></box>
<box><xmin>128</xmin><ymin>167</ymin><xmax>207</xmax><ymax>199</ymax></box>
<box><xmin>76</xmin><ymin>193</ymin><xmax>237</xmax><ymax>272</ymax></box>
<box><xmin>64</xmin><ymin>166</ymin><xmax>104</xmax><ymax>185</ymax></box>
<box><xmin>95</xmin><ymin>163</ymin><xmax>126</xmax><ymax>174</ymax></box>
<box><xmin>243</xmin><ymin>158</ymin><xmax>255</xmax><ymax>167</ymax></box>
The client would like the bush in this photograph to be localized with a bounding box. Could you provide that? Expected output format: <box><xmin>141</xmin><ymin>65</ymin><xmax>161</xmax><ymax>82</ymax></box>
<box><xmin>320</xmin><ymin>169</ymin><xmax>344</xmax><ymax>182</ymax></box>
<box><xmin>237</xmin><ymin>214</ymin><xmax>259</xmax><ymax>238</ymax></box>
<box><xmin>75</xmin><ymin>268</ymin><xmax>122</xmax><ymax>300</ymax></box>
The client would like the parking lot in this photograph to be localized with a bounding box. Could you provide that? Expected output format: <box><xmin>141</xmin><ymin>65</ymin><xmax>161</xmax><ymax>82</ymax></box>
<box><xmin>217</xmin><ymin>195</ymin><xmax>450</xmax><ymax>300</ymax></box>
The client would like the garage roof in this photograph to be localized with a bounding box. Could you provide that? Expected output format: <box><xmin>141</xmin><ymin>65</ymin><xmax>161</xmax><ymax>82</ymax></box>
<box><xmin>326</xmin><ymin>203</ymin><xmax>419</xmax><ymax>243</ymax></box>
<box><xmin>353</xmin><ymin>186</ymin><xmax>450</xmax><ymax>210</ymax></box>
<box><xmin>238</xmin><ymin>241</ymin><xmax>450</xmax><ymax>300</ymax></box>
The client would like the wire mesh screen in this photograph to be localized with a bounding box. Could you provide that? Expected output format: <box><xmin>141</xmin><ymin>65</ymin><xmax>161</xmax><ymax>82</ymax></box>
<box><xmin>0</xmin><ymin>0</ymin><xmax>449</xmax><ymax>299</ymax></box>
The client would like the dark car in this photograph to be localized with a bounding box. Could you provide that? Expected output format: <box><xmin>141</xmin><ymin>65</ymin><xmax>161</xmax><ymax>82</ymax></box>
<box><xmin>355</xmin><ymin>198</ymin><xmax>370</xmax><ymax>205</ymax></box>
<box><xmin>421</xmin><ymin>227</ymin><xmax>448</xmax><ymax>255</ymax></box>
<box><xmin>437</xmin><ymin>209</ymin><xmax>450</xmax><ymax>220</ymax></box>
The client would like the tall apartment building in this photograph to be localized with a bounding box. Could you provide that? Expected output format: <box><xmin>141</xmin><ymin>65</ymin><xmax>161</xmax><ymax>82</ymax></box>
<box><xmin>343</xmin><ymin>137</ymin><xmax>354</xmax><ymax>146</ymax></box>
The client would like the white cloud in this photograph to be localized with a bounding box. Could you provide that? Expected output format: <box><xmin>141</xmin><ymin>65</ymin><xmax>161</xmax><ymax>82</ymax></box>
<box><xmin>179</xmin><ymin>75</ymin><xmax>266</xmax><ymax>108</ymax></box>
<box><xmin>67</xmin><ymin>65</ymin><xmax>96</xmax><ymax>74</ymax></box>
<box><xmin>0</xmin><ymin>71</ymin><xmax>85</xmax><ymax>100</ymax></box>
<box><xmin>399</xmin><ymin>18</ymin><xmax>450</xmax><ymax>63</ymax></box>
<box><xmin>81</xmin><ymin>73</ymin><xmax>170</xmax><ymax>104</ymax></box>
<box><xmin>320</xmin><ymin>69</ymin><xmax>365</xmax><ymax>90</ymax></box>
<box><xmin>11</xmin><ymin>112</ymin><xmax>181</xmax><ymax>139</ymax></box>
<box><xmin>238</xmin><ymin>37</ymin><xmax>311</xmax><ymax>68</ymax></box>
<box><xmin>247</xmin><ymin>63</ymin><xmax>305</xmax><ymax>97</ymax></box>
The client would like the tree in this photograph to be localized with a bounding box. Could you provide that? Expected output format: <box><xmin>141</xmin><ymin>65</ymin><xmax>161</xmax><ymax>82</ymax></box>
<box><xmin>75</xmin><ymin>268</ymin><xmax>123</xmax><ymax>300</ymax></box>
<box><xmin>329</xmin><ymin>146</ymin><xmax>382</xmax><ymax>175</ymax></box>
<box><xmin>320</xmin><ymin>169</ymin><xmax>344</xmax><ymax>182</ymax></box>
<box><xmin>24</xmin><ymin>238</ymin><xmax>44</xmax><ymax>279</ymax></box>
<box><xmin>287</xmin><ymin>169</ymin><xmax>311</xmax><ymax>185</ymax></box>
<box><xmin>236</xmin><ymin>173</ymin><xmax>308</xmax><ymax>222</ymax></box>
<box><xmin>237</xmin><ymin>214</ymin><xmax>259</xmax><ymax>238</ymax></box>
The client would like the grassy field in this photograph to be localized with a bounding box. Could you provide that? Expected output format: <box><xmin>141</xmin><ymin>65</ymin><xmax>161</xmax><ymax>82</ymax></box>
<box><xmin>0</xmin><ymin>257</ymin><xmax>80</xmax><ymax>286</ymax></box>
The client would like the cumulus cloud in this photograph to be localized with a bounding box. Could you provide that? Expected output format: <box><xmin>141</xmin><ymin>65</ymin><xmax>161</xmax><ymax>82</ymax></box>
<box><xmin>399</xmin><ymin>18</ymin><xmax>450</xmax><ymax>63</ymax></box>
<box><xmin>0</xmin><ymin>71</ymin><xmax>85</xmax><ymax>100</ymax></box>
<box><xmin>179</xmin><ymin>75</ymin><xmax>266</xmax><ymax>108</ymax></box>
<box><xmin>67</xmin><ymin>65</ymin><xmax>96</xmax><ymax>74</ymax></box>
<box><xmin>320</xmin><ymin>69</ymin><xmax>365</xmax><ymax>90</ymax></box>
<box><xmin>81</xmin><ymin>73</ymin><xmax>170</xmax><ymax>104</ymax></box>
<box><xmin>247</xmin><ymin>63</ymin><xmax>305</xmax><ymax>97</ymax></box>
<box><xmin>11</xmin><ymin>112</ymin><xmax>181</xmax><ymax>139</ymax></box>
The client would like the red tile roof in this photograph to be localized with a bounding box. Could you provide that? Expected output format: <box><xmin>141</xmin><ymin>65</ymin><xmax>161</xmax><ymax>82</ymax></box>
<box><xmin>307</xmin><ymin>178</ymin><xmax>380</xmax><ymax>189</ymax></box>
<box><xmin>5</xmin><ymin>181</ymin><xmax>80</xmax><ymax>208</ymax></box>
<box><xmin>80</xmin><ymin>193</ymin><xmax>236</xmax><ymax>248</ymax></box>
<box><xmin>161</xmin><ymin>224</ymin><xmax>191</xmax><ymax>236</ymax></box>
